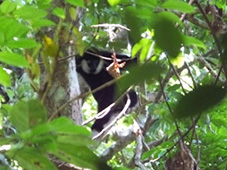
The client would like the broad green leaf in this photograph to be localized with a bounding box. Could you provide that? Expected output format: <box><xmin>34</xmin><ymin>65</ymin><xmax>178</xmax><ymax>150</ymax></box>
<box><xmin>117</xmin><ymin>62</ymin><xmax>164</xmax><ymax>94</ymax></box>
<box><xmin>153</xmin><ymin>17</ymin><xmax>183</xmax><ymax>57</ymax></box>
<box><xmin>69</xmin><ymin>7</ymin><xmax>77</xmax><ymax>21</ymax></box>
<box><xmin>0</xmin><ymin>0</ymin><xmax>16</xmax><ymax>14</ymax></box>
<box><xmin>66</xmin><ymin>0</ymin><xmax>84</xmax><ymax>7</ymax></box>
<box><xmin>13</xmin><ymin>6</ymin><xmax>47</xmax><ymax>20</ymax></box>
<box><xmin>212</xmin><ymin>118</ymin><xmax>227</xmax><ymax>129</ymax></box>
<box><xmin>0</xmin><ymin>52</ymin><xmax>29</xmax><ymax>68</ymax></box>
<box><xmin>132</xmin><ymin>38</ymin><xmax>150</xmax><ymax>57</ymax></box>
<box><xmin>20</xmin><ymin>123</ymin><xmax>52</xmax><ymax>142</ymax></box>
<box><xmin>183</xmin><ymin>35</ymin><xmax>206</xmax><ymax>49</ymax></box>
<box><xmin>7</xmin><ymin>147</ymin><xmax>57</xmax><ymax>170</ymax></box>
<box><xmin>52</xmin><ymin>7</ymin><xmax>65</xmax><ymax>19</ymax></box>
<box><xmin>9</xmin><ymin>100</ymin><xmax>47</xmax><ymax>131</ymax></box>
<box><xmin>140</xmin><ymin>41</ymin><xmax>152</xmax><ymax>62</ymax></box>
<box><xmin>37</xmin><ymin>0</ymin><xmax>52</xmax><ymax>9</ymax></box>
<box><xmin>158</xmin><ymin>11</ymin><xmax>183</xmax><ymax>27</ymax></box>
<box><xmin>0</xmin><ymin>66</ymin><xmax>11</xmax><ymax>87</ymax></box>
<box><xmin>114</xmin><ymin>167</ymin><xmax>131</xmax><ymax>170</ymax></box>
<box><xmin>107</xmin><ymin>0</ymin><xmax>121</xmax><ymax>6</ymax></box>
<box><xmin>49</xmin><ymin>144</ymin><xmax>109</xmax><ymax>170</ymax></box>
<box><xmin>0</xmin><ymin>31</ymin><xmax>5</xmax><ymax>45</ymax></box>
<box><xmin>124</xmin><ymin>7</ymin><xmax>142</xmax><ymax>44</ymax></box>
<box><xmin>170</xmin><ymin>53</ymin><xmax>184</xmax><ymax>68</ymax></box>
<box><xmin>31</xmin><ymin>19</ymin><xmax>56</xmax><ymax>28</ymax></box>
<box><xmin>0</xmin><ymin>137</ymin><xmax>12</xmax><ymax>145</ymax></box>
<box><xmin>174</xmin><ymin>85</ymin><xmax>227</xmax><ymax>118</ymax></box>
<box><xmin>161</xmin><ymin>0</ymin><xmax>195</xmax><ymax>13</ymax></box>
<box><xmin>135</xmin><ymin>0</ymin><xmax>158</xmax><ymax>8</ymax></box>
<box><xmin>7</xmin><ymin>39</ymin><xmax>38</xmax><ymax>48</ymax></box>
<box><xmin>49</xmin><ymin>117</ymin><xmax>90</xmax><ymax>136</ymax></box>
<box><xmin>56</xmin><ymin>134</ymin><xmax>93</xmax><ymax>147</ymax></box>
<box><xmin>0</xmin><ymin>17</ymin><xmax>29</xmax><ymax>41</ymax></box>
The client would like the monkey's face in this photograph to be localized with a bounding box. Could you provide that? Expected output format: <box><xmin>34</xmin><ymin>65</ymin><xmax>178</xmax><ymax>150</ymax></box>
<box><xmin>81</xmin><ymin>58</ymin><xmax>104</xmax><ymax>74</ymax></box>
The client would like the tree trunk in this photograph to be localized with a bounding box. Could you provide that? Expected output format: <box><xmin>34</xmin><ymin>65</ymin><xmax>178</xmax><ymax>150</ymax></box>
<box><xmin>42</xmin><ymin>0</ymin><xmax>83</xmax><ymax>125</ymax></box>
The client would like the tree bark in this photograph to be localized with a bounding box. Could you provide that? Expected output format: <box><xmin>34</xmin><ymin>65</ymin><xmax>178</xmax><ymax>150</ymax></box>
<box><xmin>42</xmin><ymin>0</ymin><xmax>83</xmax><ymax>125</ymax></box>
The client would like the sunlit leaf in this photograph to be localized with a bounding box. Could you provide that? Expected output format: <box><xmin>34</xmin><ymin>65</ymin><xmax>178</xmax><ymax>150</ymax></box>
<box><xmin>69</xmin><ymin>7</ymin><xmax>77</xmax><ymax>21</ymax></box>
<box><xmin>13</xmin><ymin>6</ymin><xmax>47</xmax><ymax>19</ymax></box>
<box><xmin>0</xmin><ymin>31</ymin><xmax>4</xmax><ymax>45</ymax></box>
<box><xmin>107</xmin><ymin>0</ymin><xmax>121</xmax><ymax>6</ymax></box>
<box><xmin>31</xmin><ymin>19</ymin><xmax>56</xmax><ymax>28</ymax></box>
<box><xmin>0</xmin><ymin>0</ymin><xmax>16</xmax><ymax>14</ymax></box>
<box><xmin>161</xmin><ymin>0</ymin><xmax>195</xmax><ymax>13</ymax></box>
<box><xmin>183</xmin><ymin>35</ymin><xmax>206</xmax><ymax>49</ymax></box>
<box><xmin>135</xmin><ymin>0</ymin><xmax>158</xmax><ymax>8</ymax></box>
<box><xmin>7</xmin><ymin>39</ymin><xmax>38</xmax><ymax>48</ymax></box>
<box><xmin>175</xmin><ymin>85</ymin><xmax>227</xmax><ymax>118</ymax></box>
<box><xmin>52</xmin><ymin>7</ymin><xmax>65</xmax><ymax>19</ymax></box>
<box><xmin>49</xmin><ymin>117</ymin><xmax>90</xmax><ymax>136</ymax></box>
<box><xmin>0</xmin><ymin>52</ymin><xmax>29</xmax><ymax>68</ymax></box>
<box><xmin>170</xmin><ymin>52</ymin><xmax>184</xmax><ymax>68</ymax></box>
<box><xmin>0</xmin><ymin>66</ymin><xmax>11</xmax><ymax>87</ymax></box>
<box><xmin>66</xmin><ymin>0</ymin><xmax>84</xmax><ymax>7</ymax></box>
<box><xmin>132</xmin><ymin>38</ymin><xmax>150</xmax><ymax>57</ymax></box>
<box><xmin>0</xmin><ymin>17</ymin><xmax>29</xmax><ymax>41</ymax></box>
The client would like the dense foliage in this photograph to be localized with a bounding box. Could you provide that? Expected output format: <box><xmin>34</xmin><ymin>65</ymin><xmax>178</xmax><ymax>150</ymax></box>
<box><xmin>0</xmin><ymin>0</ymin><xmax>227</xmax><ymax>170</ymax></box>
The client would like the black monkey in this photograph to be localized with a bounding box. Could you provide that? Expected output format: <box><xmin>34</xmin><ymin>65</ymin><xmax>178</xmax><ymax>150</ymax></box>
<box><xmin>76</xmin><ymin>49</ymin><xmax>138</xmax><ymax>134</ymax></box>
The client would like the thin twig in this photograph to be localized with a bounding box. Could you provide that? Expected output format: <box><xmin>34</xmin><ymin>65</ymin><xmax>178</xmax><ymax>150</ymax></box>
<box><xmin>91</xmin><ymin>24</ymin><xmax>130</xmax><ymax>31</ymax></box>
<box><xmin>92</xmin><ymin>94</ymin><xmax>131</xmax><ymax>140</ymax></box>
<box><xmin>149</xmin><ymin>114</ymin><xmax>201</xmax><ymax>163</ymax></box>
<box><xmin>159</xmin><ymin>79</ymin><xmax>182</xmax><ymax>137</ymax></box>
<box><xmin>82</xmin><ymin>87</ymin><xmax>133</xmax><ymax>125</ymax></box>
<box><xmin>48</xmin><ymin>76</ymin><xmax>121</xmax><ymax>121</ymax></box>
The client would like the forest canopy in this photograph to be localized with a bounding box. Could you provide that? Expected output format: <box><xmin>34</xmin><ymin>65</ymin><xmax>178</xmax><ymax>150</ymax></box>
<box><xmin>0</xmin><ymin>0</ymin><xmax>227</xmax><ymax>170</ymax></box>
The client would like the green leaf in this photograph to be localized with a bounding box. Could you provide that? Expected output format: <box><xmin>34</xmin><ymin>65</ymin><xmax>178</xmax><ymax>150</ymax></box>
<box><xmin>174</xmin><ymin>85</ymin><xmax>227</xmax><ymax>118</ymax></box>
<box><xmin>9</xmin><ymin>100</ymin><xmax>47</xmax><ymax>131</ymax></box>
<box><xmin>161</xmin><ymin>0</ymin><xmax>195</xmax><ymax>13</ymax></box>
<box><xmin>158</xmin><ymin>11</ymin><xmax>183</xmax><ymax>27</ymax></box>
<box><xmin>183</xmin><ymin>35</ymin><xmax>206</xmax><ymax>49</ymax></box>
<box><xmin>153</xmin><ymin>17</ymin><xmax>183</xmax><ymax>57</ymax></box>
<box><xmin>66</xmin><ymin>0</ymin><xmax>84</xmax><ymax>7</ymax></box>
<box><xmin>49</xmin><ymin>144</ymin><xmax>109</xmax><ymax>170</ymax></box>
<box><xmin>49</xmin><ymin>117</ymin><xmax>90</xmax><ymax>136</ymax></box>
<box><xmin>31</xmin><ymin>19</ymin><xmax>56</xmax><ymax>28</ymax></box>
<box><xmin>52</xmin><ymin>7</ymin><xmax>65</xmax><ymax>19</ymax></box>
<box><xmin>212</xmin><ymin>118</ymin><xmax>227</xmax><ymax>129</ymax></box>
<box><xmin>0</xmin><ymin>66</ymin><xmax>11</xmax><ymax>87</ymax></box>
<box><xmin>107</xmin><ymin>0</ymin><xmax>121</xmax><ymax>6</ymax></box>
<box><xmin>135</xmin><ymin>0</ymin><xmax>158</xmax><ymax>8</ymax></box>
<box><xmin>13</xmin><ymin>6</ymin><xmax>47</xmax><ymax>20</ymax></box>
<box><xmin>7</xmin><ymin>147</ymin><xmax>57</xmax><ymax>170</ymax></box>
<box><xmin>140</xmin><ymin>41</ymin><xmax>152</xmax><ymax>62</ymax></box>
<box><xmin>7</xmin><ymin>39</ymin><xmax>38</xmax><ymax>48</ymax></box>
<box><xmin>0</xmin><ymin>17</ymin><xmax>29</xmax><ymax>41</ymax></box>
<box><xmin>0</xmin><ymin>0</ymin><xmax>16</xmax><ymax>14</ymax></box>
<box><xmin>132</xmin><ymin>38</ymin><xmax>150</xmax><ymax>57</ymax></box>
<box><xmin>0</xmin><ymin>52</ymin><xmax>29</xmax><ymax>68</ymax></box>
<box><xmin>124</xmin><ymin>7</ymin><xmax>142</xmax><ymax>44</ymax></box>
<box><xmin>117</xmin><ymin>62</ymin><xmax>164</xmax><ymax>94</ymax></box>
<box><xmin>0</xmin><ymin>31</ymin><xmax>5</xmax><ymax>45</ymax></box>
